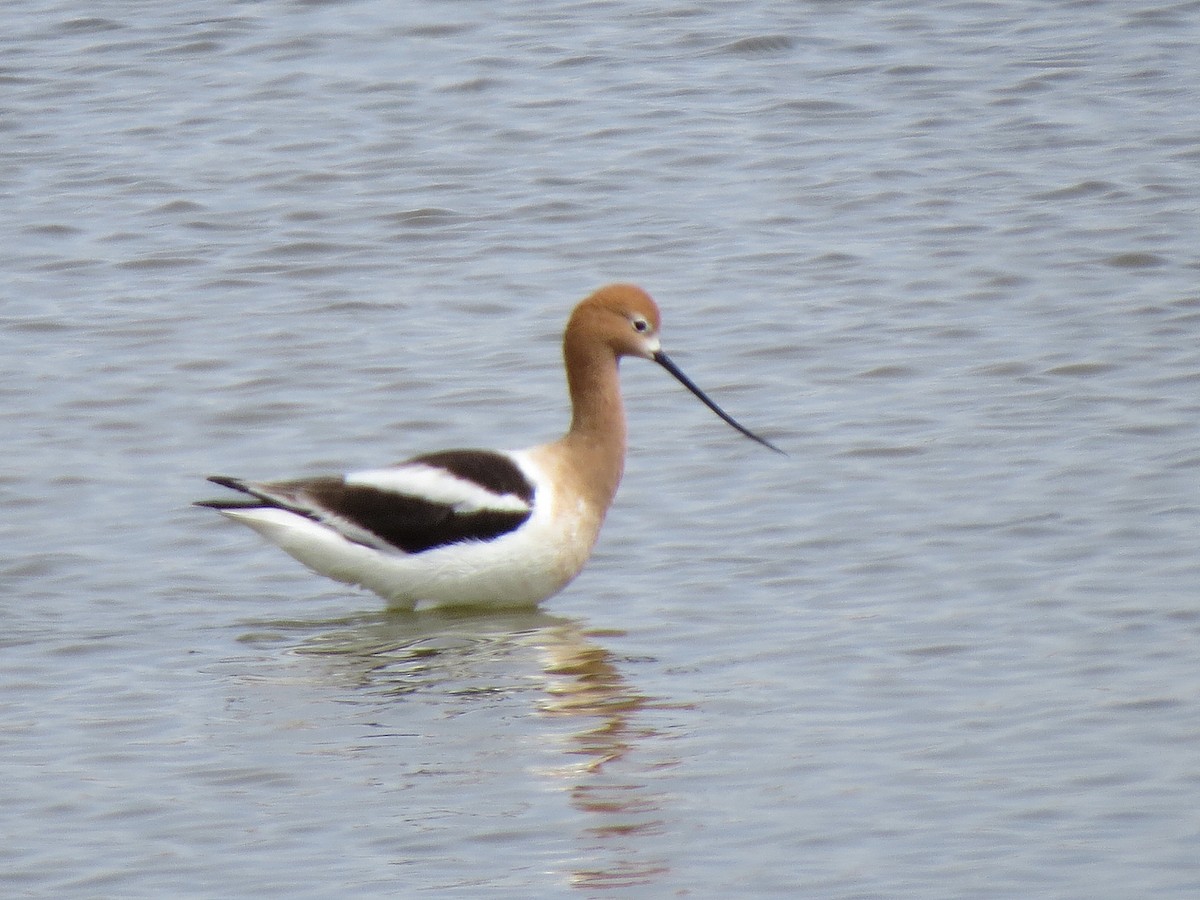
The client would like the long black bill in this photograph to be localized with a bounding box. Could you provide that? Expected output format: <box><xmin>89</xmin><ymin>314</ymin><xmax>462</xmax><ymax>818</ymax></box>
<box><xmin>654</xmin><ymin>350</ymin><xmax>785</xmax><ymax>455</ymax></box>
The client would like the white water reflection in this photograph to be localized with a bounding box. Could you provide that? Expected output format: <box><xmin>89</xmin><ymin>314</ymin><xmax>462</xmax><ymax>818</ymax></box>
<box><xmin>237</xmin><ymin>609</ymin><xmax>674</xmax><ymax>891</ymax></box>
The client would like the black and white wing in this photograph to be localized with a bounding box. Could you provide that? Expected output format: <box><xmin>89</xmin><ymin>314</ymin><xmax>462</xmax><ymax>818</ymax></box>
<box><xmin>198</xmin><ymin>449</ymin><xmax>536</xmax><ymax>554</ymax></box>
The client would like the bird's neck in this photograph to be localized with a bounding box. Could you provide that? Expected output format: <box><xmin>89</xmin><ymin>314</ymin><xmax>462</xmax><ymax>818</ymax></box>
<box><xmin>560</xmin><ymin>338</ymin><xmax>627</xmax><ymax>509</ymax></box>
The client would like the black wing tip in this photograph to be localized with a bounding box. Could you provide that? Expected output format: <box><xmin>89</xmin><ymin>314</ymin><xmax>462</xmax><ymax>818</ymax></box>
<box><xmin>195</xmin><ymin>498</ymin><xmax>256</xmax><ymax>510</ymax></box>
<box><xmin>206</xmin><ymin>475</ymin><xmax>249</xmax><ymax>492</ymax></box>
<box><xmin>195</xmin><ymin>475</ymin><xmax>259</xmax><ymax>510</ymax></box>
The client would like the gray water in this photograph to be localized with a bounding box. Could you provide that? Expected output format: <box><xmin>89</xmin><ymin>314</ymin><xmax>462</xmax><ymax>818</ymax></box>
<box><xmin>3</xmin><ymin>1</ymin><xmax>1200</xmax><ymax>896</ymax></box>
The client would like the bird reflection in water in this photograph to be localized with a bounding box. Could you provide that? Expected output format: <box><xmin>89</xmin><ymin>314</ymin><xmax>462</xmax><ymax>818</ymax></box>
<box><xmin>245</xmin><ymin>609</ymin><xmax>674</xmax><ymax>891</ymax></box>
<box><xmin>533</xmin><ymin>624</ymin><xmax>674</xmax><ymax>890</ymax></box>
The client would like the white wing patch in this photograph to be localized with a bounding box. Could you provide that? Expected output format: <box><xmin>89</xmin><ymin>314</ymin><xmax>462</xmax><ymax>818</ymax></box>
<box><xmin>345</xmin><ymin>463</ymin><xmax>532</xmax><ymax>514</ymax></box>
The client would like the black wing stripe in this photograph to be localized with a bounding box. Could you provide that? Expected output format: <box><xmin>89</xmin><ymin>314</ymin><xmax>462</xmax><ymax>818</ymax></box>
<box><xmin>303</xmin><ymin>480</ymin><xmax>531</xmax><ymax>553</ymax></box>
<box><xmin>408</xmin><ymin>449</ymin><xmax>536</xmax><ymax>505</ymax></box>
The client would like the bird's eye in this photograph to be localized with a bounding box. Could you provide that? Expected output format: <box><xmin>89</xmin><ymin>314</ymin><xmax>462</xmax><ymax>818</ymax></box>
<box><xmin>632</xmin><ymin>318</ymin><xmax>649</xmax><ymax>333</ymax></box>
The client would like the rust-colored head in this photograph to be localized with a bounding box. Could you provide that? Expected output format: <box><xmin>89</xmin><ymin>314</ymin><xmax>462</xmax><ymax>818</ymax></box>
<box><xmin>564</xmin><ymin>283</ymin><xmax>664</xmax><ymax>361</ymax></box>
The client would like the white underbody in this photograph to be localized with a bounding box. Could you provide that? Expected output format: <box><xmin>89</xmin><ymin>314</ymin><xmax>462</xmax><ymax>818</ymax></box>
<box><xmin>216</xmin><ymin>450</ymin><xmax>601</xmax><ymax>610</ymax></box>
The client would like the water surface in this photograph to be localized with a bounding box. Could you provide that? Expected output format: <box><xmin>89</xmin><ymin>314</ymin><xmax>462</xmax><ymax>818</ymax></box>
<box><xmin>3</xmin><ymin>1</ymin><xmax>1200</xmax><ymax>896</ymax></box>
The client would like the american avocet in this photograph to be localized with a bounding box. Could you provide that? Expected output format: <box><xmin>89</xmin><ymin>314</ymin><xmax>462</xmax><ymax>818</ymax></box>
<box><xmin>198</xmin><ymin>283</ymin><xmax>781</xmax><ymax>610</ymax></box>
